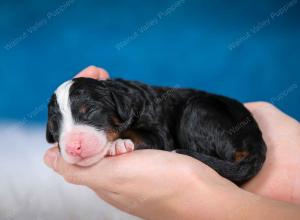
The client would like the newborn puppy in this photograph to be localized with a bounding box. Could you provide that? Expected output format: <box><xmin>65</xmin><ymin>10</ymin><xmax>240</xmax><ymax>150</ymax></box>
<box><xmin>46</xmin><ymin>78</ymin><xmax>266</xmax><ymax>184</ymax></box>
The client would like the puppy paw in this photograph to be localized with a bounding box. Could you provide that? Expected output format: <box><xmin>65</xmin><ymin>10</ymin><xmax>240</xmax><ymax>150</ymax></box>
<box><xmin>107</xmin><ymin>139</ymin><xmax>134</xmax><ymax>156</ymax></box>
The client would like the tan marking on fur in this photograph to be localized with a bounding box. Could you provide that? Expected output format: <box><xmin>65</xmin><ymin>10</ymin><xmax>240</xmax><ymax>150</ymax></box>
<box><xmin>235</xmin><ymin>150</ymin><xmax>249</xmax><ymax>162</ymax></box>
<box><xmin>111</xmin><ymin>116</ymin><xmax>122</xmax><ymax>126</ymax></box>
<box><xmin>106</xmin><ymin>130</ymin><xmax>120</xmax><ymax>142</ymax></box>
<box><xmin>121</xmin><ymin>130</ymin><xmax>143</xmax><ymax>145</ymax></box>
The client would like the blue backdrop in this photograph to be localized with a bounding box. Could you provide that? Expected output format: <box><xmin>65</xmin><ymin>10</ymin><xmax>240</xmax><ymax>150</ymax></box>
<box><xmin>0</xmin><ymin>0</ymin><xmax>299</xmax><ymax>123</ymax></box>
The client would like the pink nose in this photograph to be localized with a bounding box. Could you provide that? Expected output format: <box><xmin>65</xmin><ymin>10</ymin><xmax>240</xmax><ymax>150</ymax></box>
<box><xmin>66</xmin><ymin>141</ymin><xmax>82</xmax><ymax>157</ymax></box>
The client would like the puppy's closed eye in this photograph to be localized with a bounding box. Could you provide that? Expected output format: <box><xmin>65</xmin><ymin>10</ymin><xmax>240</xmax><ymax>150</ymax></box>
<box><xmin>78</xmin><ymin>105</ymin><xmax>99</xmax><ymax>120</ymax></box>
<box><xmin>86</xmin><ymin>109</ymin><xmax>101</xmax><ymax>120</ymax></box>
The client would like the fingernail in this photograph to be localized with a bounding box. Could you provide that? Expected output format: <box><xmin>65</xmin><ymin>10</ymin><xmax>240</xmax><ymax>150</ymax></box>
<box><xmin>44</xmin><ymin>151</ymin><xmax>58</xmax><ymax>169</ymax></box>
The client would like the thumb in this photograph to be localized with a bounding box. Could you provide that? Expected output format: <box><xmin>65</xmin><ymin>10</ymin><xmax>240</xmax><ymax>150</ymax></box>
<box><xmin>44</xmin><ymin>146</ymin><xmax>90</xmax><ymax>185</ymax></box>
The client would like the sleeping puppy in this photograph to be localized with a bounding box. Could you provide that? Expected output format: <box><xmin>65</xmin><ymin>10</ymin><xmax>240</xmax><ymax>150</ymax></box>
<box><xmin>46</xmin><ymin>78</ymin><xmax>267</xmax><ymax>185</ymax></box>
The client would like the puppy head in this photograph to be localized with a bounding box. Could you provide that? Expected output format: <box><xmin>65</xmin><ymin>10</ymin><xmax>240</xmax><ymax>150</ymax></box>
<box><xmin>46</xmin><ymin>78</ymin><xmax>131</xmax><ymax>166</ymax></box>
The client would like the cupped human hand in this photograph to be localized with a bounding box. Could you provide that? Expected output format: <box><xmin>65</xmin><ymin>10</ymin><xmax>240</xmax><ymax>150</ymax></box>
<box><xmin>242</xmin><ymin>102</ymin><xmax>300</xmax><ymax>204</ymax></box>
<box><xmin>44</xmin><ymin>146</ymin><xmax>241</xmax><ymax>220</ymax></box>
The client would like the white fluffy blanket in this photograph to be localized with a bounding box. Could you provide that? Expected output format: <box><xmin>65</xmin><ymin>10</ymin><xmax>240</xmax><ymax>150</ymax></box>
<box><xmin>0</xmin><ymin>124</ymin><xmax>139</xmax><ymax>220</ymax></box>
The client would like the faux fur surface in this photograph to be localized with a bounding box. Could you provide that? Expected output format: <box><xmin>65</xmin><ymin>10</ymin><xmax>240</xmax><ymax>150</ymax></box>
<box><xmin>0</xmin><ymin>124</ymin><xmax>139</xmax><ymax>220</ymax></box>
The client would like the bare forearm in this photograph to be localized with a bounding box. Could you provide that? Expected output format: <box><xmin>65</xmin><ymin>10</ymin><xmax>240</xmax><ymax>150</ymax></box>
<box><xmin>140</xmin><ymin>174</ymin><xmax>300</xmax><ymax>220</ymax></box>
<box><xmin>244</xmin><ymin>193</ymin><xmax>300</xmax><ymax>220</ymax></box>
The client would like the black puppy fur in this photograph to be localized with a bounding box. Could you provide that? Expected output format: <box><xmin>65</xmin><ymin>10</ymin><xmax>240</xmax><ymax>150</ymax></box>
<box><xmin>47</xmin><ymin>78</ymin><xmax>267</xmax><ymax>185</ymax></box>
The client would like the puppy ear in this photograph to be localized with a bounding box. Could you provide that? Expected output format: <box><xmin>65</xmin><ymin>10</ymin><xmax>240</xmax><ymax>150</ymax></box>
<box><xmin>46</xmin><ymin>121</ymin><xmax>55</xmax><ymax>143</ymax></box>
<box><xmin>110</xmin><ymin>92</ymin><xmax>134</xmax><ymax>126</ymax></box>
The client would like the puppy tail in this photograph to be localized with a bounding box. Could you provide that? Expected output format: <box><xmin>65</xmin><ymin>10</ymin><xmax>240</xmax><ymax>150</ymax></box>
<box><xmin>175</xmin><ymin>145</ymin><xmax>266</xmax><ymax>185</ymax></box>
